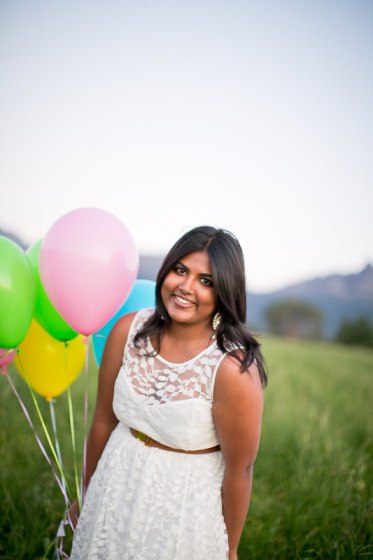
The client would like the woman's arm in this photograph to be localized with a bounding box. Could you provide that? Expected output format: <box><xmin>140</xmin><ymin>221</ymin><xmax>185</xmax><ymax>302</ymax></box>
<box><xmin>212</xmin><ymin>357</ymin><xmax>264</xmax><ymax>560</ymax></box>
<box><xmin>69</xmin><ymin>312</ymin><xmax>136</xmax><ymax>526</ymax></box>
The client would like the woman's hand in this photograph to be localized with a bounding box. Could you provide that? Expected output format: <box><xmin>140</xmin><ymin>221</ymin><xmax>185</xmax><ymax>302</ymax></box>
<box><xmin>228</xmin><ymin>551</ymin><xmax>238</xmax><ymax>560</ymax></box>
<box><xmin>68</xmin><ymin>498</ymin><xmax>80</xmax><ymax>529</ymax></box>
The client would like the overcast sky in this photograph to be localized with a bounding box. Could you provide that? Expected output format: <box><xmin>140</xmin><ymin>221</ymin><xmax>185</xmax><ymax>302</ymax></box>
<box><xmin>1</xmin><ymin>0</ymin><xmax>372</xmax><ymax>292</ymax></box>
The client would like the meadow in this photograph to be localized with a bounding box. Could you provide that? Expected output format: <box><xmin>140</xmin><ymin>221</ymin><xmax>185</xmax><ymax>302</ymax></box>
<box><xmin>0</xmin><ymin>337</ymin><xmax>372</xmax><ymax>559</ymax></box>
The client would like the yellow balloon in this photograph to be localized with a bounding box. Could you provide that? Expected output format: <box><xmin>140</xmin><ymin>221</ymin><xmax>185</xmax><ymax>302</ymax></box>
<box><xmin>14</xmin><ymin>320</ymin><xmax>86</xmax><ymax>400</ymax></box>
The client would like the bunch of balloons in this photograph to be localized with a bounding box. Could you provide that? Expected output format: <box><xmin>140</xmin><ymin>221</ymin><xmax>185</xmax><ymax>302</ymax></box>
<box><xmin>0</xmin><ymin>207</ymin><xmax>156</xmax><ymax>399</ymax></box>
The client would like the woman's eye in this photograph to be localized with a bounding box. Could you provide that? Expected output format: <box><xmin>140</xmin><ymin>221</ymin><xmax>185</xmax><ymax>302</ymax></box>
<box><xmin>174</xmin><ymin>265</ymin><xmax>185</xmax><ymax>275</ymax></box>
<box><xmin>200</xmin><ymin>277</ymin><xmax>213</xmax><ymax>287</ymax></box>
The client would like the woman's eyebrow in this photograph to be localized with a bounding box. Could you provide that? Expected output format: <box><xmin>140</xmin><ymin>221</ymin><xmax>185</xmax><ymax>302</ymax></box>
<box><xmin>177</xmin><ymin>260</ymin><xmax>212</xmax><ymax>277</ymax></box>
<box><xmin>176</xmin><ymin>260</ymin><xmax>188</xmax><ymax>269</ymax></box>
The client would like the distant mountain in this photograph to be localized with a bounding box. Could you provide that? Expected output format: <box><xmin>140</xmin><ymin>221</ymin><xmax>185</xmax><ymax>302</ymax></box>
<box><xmin>247</xmin><ymin>265</ymin><xmax>373</xmax><ymax>338</ymax></box>
<box><xmin>0</xmin><ymin>227</ymin><xmax>28</xmax><ymax>250</ymax></box>
<box><xmin>138</xmin><ymin>255</ymin><xmax>165</xmax><ymax>281</ymax></box>
<box><xmin>140</xmin><ymin>256</ymin><xmax>373</xmax><ymax>338</ymax></box>
<box><xmin>2</xmin><ymin>229</ymin><xmax>372</xmax><ymax>339</ymax></box>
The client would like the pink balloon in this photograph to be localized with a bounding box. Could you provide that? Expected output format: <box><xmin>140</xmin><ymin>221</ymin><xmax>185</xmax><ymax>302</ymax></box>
<box><xmin>0</xmin><ymin>348</ymin><xmax>16</xmax><ymax>368</ymax></box>
<box><xmin>40</xmin><ymin>208</ymin><xmax>139</xmax><ymax>335</ymax></box>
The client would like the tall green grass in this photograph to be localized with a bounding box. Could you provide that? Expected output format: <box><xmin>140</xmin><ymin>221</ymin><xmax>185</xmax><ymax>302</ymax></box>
<box><xmin>0</xmin><ymin>346</ymin><xmax>97</xmax><ymax>560</ymax></box>
<box><xmin>0</xmin><ymin>338</ymin><xmax>372</xmax><ymax>559</ymax></box>
<box><xmin>239</xmin><ymin>338</ymin><xmax>373</xmax><ymax>559</ymax></box>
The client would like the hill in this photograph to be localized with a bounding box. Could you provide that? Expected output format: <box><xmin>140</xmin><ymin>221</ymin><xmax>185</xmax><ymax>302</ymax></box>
<box><xmin>1</xmin><ymin>228</ymin><xmax>372</xmax><ymax>338</ymax></box>
<box><xmin>0</xmin><ymin>227</ymin><xmax>28</xmax><ymax>250</ymax></box>
<box><xmin>139</xmin><ymin>255</ymin><xmax>373</xmax><ymax>338</ymax></box>
<box><xmin>138</xmin><ymin>255</ymin><xmax>164</xmax><ymax>281</ymax></box>
<box><xmin>247</xmin><ymin>264</ymin><xmax>373</xmax><ymax>338</ymax></box>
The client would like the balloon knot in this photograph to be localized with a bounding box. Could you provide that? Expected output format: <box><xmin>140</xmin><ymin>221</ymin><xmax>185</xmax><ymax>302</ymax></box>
<box><xmin>1</xmin><ymin>366</ymin><xmax>8</xmax><ymax>375</ymax></box>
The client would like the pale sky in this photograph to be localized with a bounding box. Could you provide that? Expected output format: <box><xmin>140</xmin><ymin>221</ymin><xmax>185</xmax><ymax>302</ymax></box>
<box><xmin>1</xmin><ymin>0</ymin><xmax>372</xmax><ymax>292</ymax></box>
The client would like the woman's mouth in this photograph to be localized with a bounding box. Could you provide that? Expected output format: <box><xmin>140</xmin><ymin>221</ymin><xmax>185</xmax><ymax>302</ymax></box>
<box><xmin>173</xmin><ymin>294</ymin><xmax>195</xmax><ymax>307</ymax></box>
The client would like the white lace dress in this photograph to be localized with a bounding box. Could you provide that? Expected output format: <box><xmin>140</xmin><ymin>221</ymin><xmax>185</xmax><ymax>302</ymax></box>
<box><xmin>70</xmin><ymin>308</ymin><xmax>229</xmax><ymax>560</ymax></box>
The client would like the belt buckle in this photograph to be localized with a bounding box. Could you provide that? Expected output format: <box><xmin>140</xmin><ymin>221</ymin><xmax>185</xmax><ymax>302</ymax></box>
<box><xmin>137</xmin><ymin>431</ymin><xmax>152</xmax><ymax>446</ymax></box>
<box><xmin>137</xmin><ymin>431</ymin><xmax>146</xmax><ymax>443</ymax></box>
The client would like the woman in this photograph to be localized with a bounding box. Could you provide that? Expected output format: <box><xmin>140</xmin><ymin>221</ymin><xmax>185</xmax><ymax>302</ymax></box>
<box><xmin>70</xmin><ymin>225</ymin><xmax>267</xmax><ymax>560</ymax></box>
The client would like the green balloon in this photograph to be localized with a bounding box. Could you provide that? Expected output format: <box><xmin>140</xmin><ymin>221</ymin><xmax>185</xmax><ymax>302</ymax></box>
<box><xmin>0</xmin><ymin>236</ymin><xmax>36</xmax><ymax>348</ymax></box>
<box><xmin>26</xmin><ymin>240</ymin><xmax>78</xmax><ymax>341</ymax></box>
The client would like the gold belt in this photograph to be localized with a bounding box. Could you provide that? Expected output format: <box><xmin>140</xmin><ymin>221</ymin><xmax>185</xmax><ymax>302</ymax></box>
<box><xmin>130</xmin><ymin>428</ymin><xmax>220</xmax><ymax>454</ymax></box>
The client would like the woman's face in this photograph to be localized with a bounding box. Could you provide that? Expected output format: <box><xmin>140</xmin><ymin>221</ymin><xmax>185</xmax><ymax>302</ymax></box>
<box><xmin>161</xmin><ymin>251</ymin><xmax>217</xmax><ymax>329</ymax></box>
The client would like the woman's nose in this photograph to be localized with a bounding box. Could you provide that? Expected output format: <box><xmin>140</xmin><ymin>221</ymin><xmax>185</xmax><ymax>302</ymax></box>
<box><xmin>179</xmin><ymin>276</ymin><xmax>194</xmax><ymax>294</ymax></box>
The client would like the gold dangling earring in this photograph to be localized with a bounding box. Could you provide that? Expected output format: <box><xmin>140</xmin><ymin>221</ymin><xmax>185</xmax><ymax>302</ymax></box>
<box><xmin>212</xmin><ymin>312</ymin><xmax>222</xmax><ymax>332</ymax></box>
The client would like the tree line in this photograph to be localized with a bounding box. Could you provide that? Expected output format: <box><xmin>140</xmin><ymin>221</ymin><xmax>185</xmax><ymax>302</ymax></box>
<box><xmin>264</xmin><ymin>299</ymin><xmax>373</xmax><ymax>348</ymax></box>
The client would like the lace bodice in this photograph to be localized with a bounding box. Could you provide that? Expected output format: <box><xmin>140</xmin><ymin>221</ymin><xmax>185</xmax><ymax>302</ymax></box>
<box><xmin>113</xmin><ymin>308</ymin><xmax>227</xmax><ymax>450</ymax></box>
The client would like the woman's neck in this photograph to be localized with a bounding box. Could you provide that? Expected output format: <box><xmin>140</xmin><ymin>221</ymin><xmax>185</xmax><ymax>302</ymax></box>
<box><xmin>153</xmin><ymin>321</ymin><xmax>215</xmax><ymax>363</ymax></box>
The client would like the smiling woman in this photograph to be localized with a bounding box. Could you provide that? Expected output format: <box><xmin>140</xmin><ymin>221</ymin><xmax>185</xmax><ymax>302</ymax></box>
<box><xmin>160</xmin><ymin>251</ymin><xmax>216</xmax><ymax>333</ymax></box>
<box><xmin>70</xmin><ymin>225</ymin><xmax>267</xmax><ymax>560</ymax></box>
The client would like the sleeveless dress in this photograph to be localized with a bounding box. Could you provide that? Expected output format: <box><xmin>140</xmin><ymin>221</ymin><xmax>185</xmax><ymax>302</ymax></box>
<box><xmin>70</xmin><ymin>308</ymin><xmax>229</xmax><ymax>560</ymax></box>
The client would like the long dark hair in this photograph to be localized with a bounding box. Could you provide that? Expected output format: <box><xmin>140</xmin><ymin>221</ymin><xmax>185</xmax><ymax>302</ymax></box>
<box><xmin>134</xmin><ymin>226</ymin><xmax>267</xmax><ymax>387</ymax></box>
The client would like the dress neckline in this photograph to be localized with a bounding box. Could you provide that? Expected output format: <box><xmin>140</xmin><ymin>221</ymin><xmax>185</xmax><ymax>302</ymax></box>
<box><xmin>146</xmin><ymin>337</ymin><xmax>217</xmax><ymax>367</ymax></box>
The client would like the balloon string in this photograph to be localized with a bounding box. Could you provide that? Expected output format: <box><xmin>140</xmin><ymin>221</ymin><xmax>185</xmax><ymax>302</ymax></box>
<box><xmin>53</xmin><ymin>344</ymin><xmax>83</xmax><ymax>560</ymax></box>
<box><xmin>0</xmin><ymin>348</ymin><xmax>15</xmax><ymax>359</ymax></box>
<box><xmin>67</xmin><ymin>386</ymin><xmax>81</xmax><ymax>511</ymax></box>
<box><xmin>5</xmin><ymin>371</ymin><xmax>70</xmax><ymax>505</ymax></box>
<box><xmin>49</xmin><ymin>399</ymin><xmax>68</xmax><ymax>508</ymax></box>
<box><xmin>40</xmin><ymin>532</ymin><xmax>69</xmax><ymax>560</ymax></box>
<box><xmin>15</xmin><ymin>353</ymin><xmax>71</xmax><ymax>497</ymax></box>
<box><xmin>62</xmin><ymin>340</ymin><xmax>81</xmax><ymax>513</ymax></box>
<box><xmin>54</xmin><ymin>507</ymin><xmax>72</xmax><ymax>560</ymax></box>
<box><xmin>55</xmin><ymin>338</ymin><xmax>89</xmax><ymax>558</ymax></box>
<box><xmin>82</xmin><ymin>335</ymin><xmax>90</xmax><ymax>503</ymax></box>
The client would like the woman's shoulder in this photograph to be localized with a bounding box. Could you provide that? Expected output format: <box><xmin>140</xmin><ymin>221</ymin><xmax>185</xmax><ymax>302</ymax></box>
<box><xmin>112</xmin><ymin>307</ymin><xmax>154</xmax><ymax>334</ymax></box>
<box><xmin>112</xmin><ymin>310</ymin><xmax>137</xmax><ymax>333</ymax></box>
<box><xmin>137</xmin><ymin>307</ymin><xmax>156</xmax><ymax>322</ymax></box>
<box><xmin>104</xmin><ymin>311</ymin><xmax>137</xmax><ymax>354</ymax></box>
<box><xmin>101</xmin><ymin>309</ymin><xmax>150</xmax><ymax>366</ymax></box>
<box><xmin>215</xmin><ymin>350</ymin><xmax>262</xmax><ymax>396</ymax></box>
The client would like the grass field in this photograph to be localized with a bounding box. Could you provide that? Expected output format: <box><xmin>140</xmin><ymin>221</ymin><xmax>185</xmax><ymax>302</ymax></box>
<box><xmin>0</xmin><ymin>337</ymin><xmax>372</xmax><ymax>559</ymax></box>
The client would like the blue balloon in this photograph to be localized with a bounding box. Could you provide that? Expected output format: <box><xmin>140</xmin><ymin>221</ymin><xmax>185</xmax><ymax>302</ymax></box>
<box><xmin>92</xmin><ymin>279</ymin><xmax>156</xmax><ymax>365</ymax></box>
